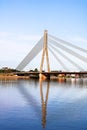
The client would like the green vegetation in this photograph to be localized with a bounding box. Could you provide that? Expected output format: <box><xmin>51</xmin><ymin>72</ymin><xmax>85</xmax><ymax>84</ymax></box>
<box><xmin>0</xmin><ymin>67</ymin><xmax>40</xmax><ymax>74</ymax></box>
<box><xmin>29</xmin><ymin>68</ymin><xmax>39</xmax><ymax>72</ymax></box>
<box><xmin>0</xmin><ymin>67</ymin><xmax>20</xmax><ymax>73</ymax></box>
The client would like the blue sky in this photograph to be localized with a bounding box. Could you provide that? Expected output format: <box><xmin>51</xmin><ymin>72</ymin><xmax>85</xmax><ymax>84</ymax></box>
<box><xmin>0</xmin><ymin>0</ymin><xmax>87</xmax><ymax>70</ymax></box>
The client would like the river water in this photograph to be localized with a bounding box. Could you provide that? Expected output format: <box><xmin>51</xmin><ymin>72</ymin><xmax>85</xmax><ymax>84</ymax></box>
<box><xmin>0</xmin><ymin>78</ymin><xmax>87</xmax><ymax>130</ymax></box>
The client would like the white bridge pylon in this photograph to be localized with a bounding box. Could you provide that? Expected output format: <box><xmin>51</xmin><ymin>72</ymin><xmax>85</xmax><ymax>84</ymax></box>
<box><xmin>16</xmin><ymin>30</ymin><xmax>50</xmax><ymax>72</ymax></box>
<box><xmin>16</xmin><ymin>30</ymin><xmax>87</xmax><ymax>72</ymax></box>
<box><xmin>40</xmin><ymin>30</ymin><xmax>50</xmax><ymax>73</ymax></box>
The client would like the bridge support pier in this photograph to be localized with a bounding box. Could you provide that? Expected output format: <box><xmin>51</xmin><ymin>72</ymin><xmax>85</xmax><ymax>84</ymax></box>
<box><xmin>39</xmin><ymin>73</ymin><xmax>47</xmax><ymax>80</ymax></box>
<box><xmin>39</xmin><ymin>73</ymin><xmax>50</xmax><ymax>80</ymax></box>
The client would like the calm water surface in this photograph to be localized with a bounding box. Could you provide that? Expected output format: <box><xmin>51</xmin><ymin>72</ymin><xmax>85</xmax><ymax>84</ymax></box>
<box><xmin>0</xmin><ymin>78</ymin><xmax>87</xmax><ymax>130</ymax></box>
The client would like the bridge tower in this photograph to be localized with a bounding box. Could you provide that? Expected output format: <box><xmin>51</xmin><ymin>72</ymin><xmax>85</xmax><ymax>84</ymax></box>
<box><xmin>40</xmin><ymin>30</ymin><xmax>50</xmax><ymax>73</ymax></box>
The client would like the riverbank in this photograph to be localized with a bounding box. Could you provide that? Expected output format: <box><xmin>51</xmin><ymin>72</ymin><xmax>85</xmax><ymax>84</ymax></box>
<box><xmin>0</xmin><ymin>73</ymin><xmax>30</xmax><ymax>79</ymax></box>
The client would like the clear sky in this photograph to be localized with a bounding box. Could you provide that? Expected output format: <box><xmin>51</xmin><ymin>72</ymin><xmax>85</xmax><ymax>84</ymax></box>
<box><xmin>0</xmin><ymin>0</ymin><xmax>87</xmax><ymax>70</ymax></box>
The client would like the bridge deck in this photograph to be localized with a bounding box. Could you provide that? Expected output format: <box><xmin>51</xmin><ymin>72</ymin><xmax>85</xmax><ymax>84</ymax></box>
<box><xmin>15</xmin><ymin>71</ymin><xmax>87</xmax><ymax>77</ymax></box>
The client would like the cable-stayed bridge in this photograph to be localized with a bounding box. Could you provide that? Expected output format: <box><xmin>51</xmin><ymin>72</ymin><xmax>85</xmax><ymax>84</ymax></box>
<box><xmin>16</xmin><ymin>30</ymin><xmax>87</xmax><ymax>79</ymax></box>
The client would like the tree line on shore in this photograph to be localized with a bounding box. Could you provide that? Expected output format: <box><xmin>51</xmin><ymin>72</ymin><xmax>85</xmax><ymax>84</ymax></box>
<box><xmin>0</xmin><ymin>67</ymin><xmax>39</xmax><ymax>73</ymax></box>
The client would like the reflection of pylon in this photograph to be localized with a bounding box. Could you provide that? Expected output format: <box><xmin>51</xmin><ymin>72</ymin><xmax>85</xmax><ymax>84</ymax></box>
<box><xmin>40</xmin><ymin>30</ymin><xmax>50</xmax><ymax>73</ymax></box>
<box><xmin>40</xmin><ymin>81</ymin><xmax>50</xmax><ymax>128</ymax></box>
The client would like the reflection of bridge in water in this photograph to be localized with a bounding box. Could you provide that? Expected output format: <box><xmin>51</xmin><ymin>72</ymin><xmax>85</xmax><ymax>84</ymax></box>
<box><xmin>18</xmin><ymin>80</ymin><xmax>50</xmax><ymax>128</ymax></box>
<box><xmin>16</xmin><ymin>30</ymin><xmax>87</xmax><ymax>79</ymax></box>
<box><xmin>40</xmin><ymin>81</ymin><xmax>50</xmax><ymax>128</ymax></box>
<box><xmin>0</xmin><ymin>76</ymin><xmax>87</xmax><ymax>130</ymax></box>
<box><xmin>17</xmin><ymin>78</ymin><xmax>87</xmax><ymax>128</ymax></box>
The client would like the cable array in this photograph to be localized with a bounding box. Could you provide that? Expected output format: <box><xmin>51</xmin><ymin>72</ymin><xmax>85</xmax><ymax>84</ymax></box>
<box><xmin>16</xmin><ymin>37</ymin><xmax>43</xmax><ymax>70</ymax></box>
<box><xmin>16</xmin><ymin>33</ymin><xmax>87</xmax><ymax>71</ymax></box>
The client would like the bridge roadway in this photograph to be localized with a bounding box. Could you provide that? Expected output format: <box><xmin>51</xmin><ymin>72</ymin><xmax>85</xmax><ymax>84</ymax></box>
<box><xmin>15</xmin><ymin>71</ymin><xmax>87</xmax><ymax>78</ymax></box>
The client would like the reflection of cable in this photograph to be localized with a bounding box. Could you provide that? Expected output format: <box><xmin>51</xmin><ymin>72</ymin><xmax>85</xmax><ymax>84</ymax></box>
<box><xmin>17</xmin><ymin>82</ymin><xmax>41</xmax><ymax>119</ymax></box>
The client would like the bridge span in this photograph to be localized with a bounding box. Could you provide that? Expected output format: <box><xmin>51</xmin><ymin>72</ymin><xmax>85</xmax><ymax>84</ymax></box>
<box><xmin>15</xmin><ymin>71</ymin><xmax>87</xmax><ymax>79</ymax></box>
